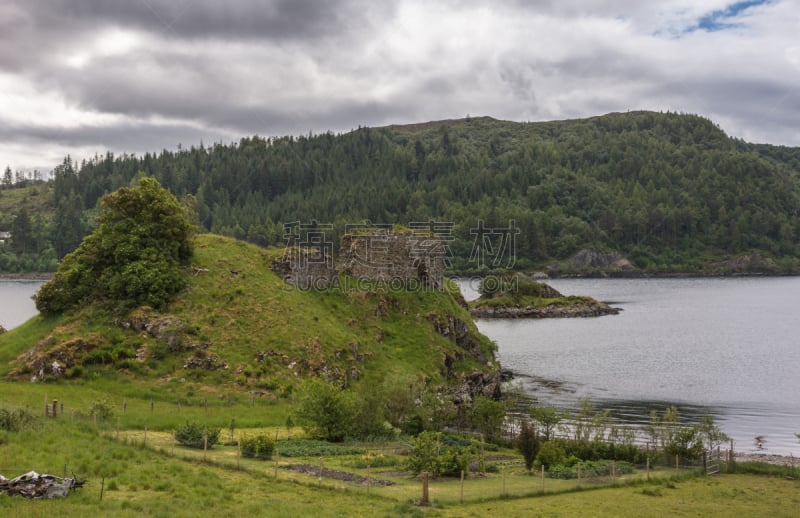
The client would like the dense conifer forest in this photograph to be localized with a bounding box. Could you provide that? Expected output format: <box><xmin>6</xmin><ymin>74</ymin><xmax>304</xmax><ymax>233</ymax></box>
<box><xmin>2</xmin><ymin>111</ymin><xmax>799</xmax><ymax>273</ymax></box>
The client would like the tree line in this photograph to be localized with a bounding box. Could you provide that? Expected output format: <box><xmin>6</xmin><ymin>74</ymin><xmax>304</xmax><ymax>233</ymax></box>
<box><xmin>2</xmin><ymin>110</ymin><xmax>799</xmax><ymax>273</ymax></box>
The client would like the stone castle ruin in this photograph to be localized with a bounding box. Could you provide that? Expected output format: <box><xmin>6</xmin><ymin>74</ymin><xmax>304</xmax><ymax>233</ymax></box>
<box><xmin>272</xmin><ymin>230</ymin><xmax>445</xmax><ymax>291</ymax></box>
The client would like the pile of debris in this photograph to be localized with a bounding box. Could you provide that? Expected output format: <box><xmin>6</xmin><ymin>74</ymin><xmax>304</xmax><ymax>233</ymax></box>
<box><xmin>0</xmin><ymin>471</ymin><xmax>85</xmax><ymax>499</ymax></box>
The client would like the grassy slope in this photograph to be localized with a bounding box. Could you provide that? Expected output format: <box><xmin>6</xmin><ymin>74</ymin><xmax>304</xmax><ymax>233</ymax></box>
<box><xmin>0</xmin><ymin>233</ymin><xmax>496</xmax><ymax>399</ymax></box>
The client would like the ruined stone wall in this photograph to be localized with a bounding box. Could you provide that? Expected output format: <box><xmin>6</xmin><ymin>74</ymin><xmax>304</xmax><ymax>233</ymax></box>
<box><xmin>338</xmin><ymin>231</ymin><xmax>445</xmax><ymax>291</ymax></box>
<box><xmin>273</xmin><ymin>232</ymin><xmax>445</xmax><ymax>291</ymax></box>
<box><xmin>271</xmin><ymin>247</ymin><xmax>337</xmax><ymax>290</ymax></box>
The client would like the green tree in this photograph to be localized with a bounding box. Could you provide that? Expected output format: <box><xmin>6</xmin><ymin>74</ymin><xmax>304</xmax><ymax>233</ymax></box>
<box><xmin>517</xmin><ymin>420</ymin><xmax>540</xmax><ymax>471</ymax></box>
<box><xmin>293</xmin><ymin>380</ymin><xmax>355</xmax><ymax>442</ymax></box>
<box><xmin>10</xmin><ymin>207</ymin><xmax>33</xmax><ymax>255</ymax></box>
<box><xmin>529</xmin><ymin>406</ymin><xmax>563</xmax><ymax>441</ymax></box>
<box><xmin>471</xmin><ymin>395</ymin><xmax>506</xmax><ymax>443</ymax></box>
<box><xmin>35</xmin><ymin>177</ymin><xmax>194</xmax><ymax>315</ymax></box>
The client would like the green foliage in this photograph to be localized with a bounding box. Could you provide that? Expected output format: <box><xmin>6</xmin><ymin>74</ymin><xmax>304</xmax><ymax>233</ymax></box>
<box><xmin>239</xmin><ymin>433</ymin><xmax>275</xmax><ymax>460</ymax></box>
<box><xmin>471</xmin><ymin>394</ymin><xmax>507</xmax><ymax>443</ymax></box>
<box><xmin>548</xmin><ymin>460</ymin><xmax>634</xmax><ymax>479</ymax></box>
<box><xmin>517</xmin><ymin>420</ymin><xmax>540</xmax><ymax>471</ymax></box>
<box><xmin>275</xmin><ymin>440</ymin><xmax>364</xmax><ymax>458</ymax></box>
<box><xmin>406</xmin><ymin>431</ymin><xmax>474</xmax><ymax>477</ymax></box>
<box><xmin>646</xmin><ymin>406</ymin><xmax>704</xmax><ymax>461</ymax></box>
<box><xmin>529</xmin><ymin>406</ymin><xmax>563</xmax><ymax>440</ymax></box>
<box><xmin>174</xmin><ymin>421</ymin><xmax>221</xmax><ymax>449</ymax></box>
<box><xmin>535</xmin><ymin>440</ymin><xmax>566</xmax><ymax>469</ymax></box>
<box><xmin>0</xmin><ymin>406</ymin><xmax>38</xmax><ymax>432</ymax></box>
<box><xmin>12</xmin><ymin>111</ymin><xmax>799</xmax><ymax>275</ymax></box>
<box><xmin>294</xmin><ymin>380</ymin><xmax>356</xmax><ymax>442</ymax></box>
<box><xmin>34</xmin><ymin>177</ymin><xmax>193</xmax><ymax>314</ymax></box>
<box><xmin>89</xmin><ymin>398</ymin><xmax>115</xmax><ymax>420</ymax></box>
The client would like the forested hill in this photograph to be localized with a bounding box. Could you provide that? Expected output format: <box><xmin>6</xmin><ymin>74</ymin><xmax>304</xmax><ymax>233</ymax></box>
<box><xmin>5</xmin><ymin>110</ymin><xmax>800</xmax><ymax>273</ymax></box>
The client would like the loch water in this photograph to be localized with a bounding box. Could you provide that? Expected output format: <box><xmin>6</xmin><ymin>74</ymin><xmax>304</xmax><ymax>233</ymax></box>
<box><xmin>457</xmin><ymin>277</ymin><xmax>800</xmax><ymax>455</ymax></box>
<box><xmin>0</xmin><ymin>280</ymin><xmax>42</xmax><ymax>331</ymax></box>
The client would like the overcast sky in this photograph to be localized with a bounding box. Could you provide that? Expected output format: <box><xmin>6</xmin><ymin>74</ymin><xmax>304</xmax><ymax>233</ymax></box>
<box><xmin>1</xmin><ymin>0</ymin><xmax>799</xmax><ymax>173</ymax></box>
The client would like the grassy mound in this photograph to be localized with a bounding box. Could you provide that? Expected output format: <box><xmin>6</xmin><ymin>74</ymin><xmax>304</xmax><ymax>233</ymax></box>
<box><xmin>0</xmin><ymin>234</ymin><xmax>497</xmax><ymax>396</ymax></box>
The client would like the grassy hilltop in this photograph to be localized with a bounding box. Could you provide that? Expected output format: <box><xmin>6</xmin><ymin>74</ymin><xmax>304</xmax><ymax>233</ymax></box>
<box><xmin>0</xmin><ymin>233</ymin><xmax>497</xmax><ymax>397</ymax></box>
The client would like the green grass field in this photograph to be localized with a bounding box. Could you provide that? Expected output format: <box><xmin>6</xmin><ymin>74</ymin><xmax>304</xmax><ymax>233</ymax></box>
<box><xmin>2</xmin><ymin>395</ymin><xmax>798</xmax><ymax>517</ymax></box>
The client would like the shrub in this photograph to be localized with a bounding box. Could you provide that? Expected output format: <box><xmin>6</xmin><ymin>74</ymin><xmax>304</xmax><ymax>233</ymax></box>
<box><xmin>0</xmin><ymin>407</ymin><xmax>38</xmax><ymax>432</ymax></box>
<box><xmin>175</xmin><ymin>421</ymin><xmax>221</xmax><ymax>449</ymax></box>
<box><xmin>240</xmin><ymin>434</ymin><xmax>275</xmax><ymax>460</ymax></box>
<box><xmin>90</xmin><ymin>398</ymin><xmax>115</xmax><ymax>420</ymax></box>
<box><xmin>535</xmin><ymin>440</ymin><xmax>566</xmax><ymax>469</ymax></box>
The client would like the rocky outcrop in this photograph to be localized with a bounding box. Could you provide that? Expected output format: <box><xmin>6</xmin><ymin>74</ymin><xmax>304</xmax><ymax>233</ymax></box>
<box><xmin>470</xmin><ymin>300</ymin><xmax>620</xmax><ymax>319</ymax></box>
<box><xmin>550</xmin><ymin>248</ymin><xmax>636</xmax><ymax>273</ymax></box>
<box><xmin>452</xmin><ymin>371</ymin><xmax>503</xmax><ymax>404</ymax></box>
<box><xmin>271</xmin><ymin>248</ymin><xmax>337</xmax><ymax>290</ymax></box>
<box><xmin>427</xmin><ymin>313</ymin><xmax>487</xmax><ymax>364</ymax></box>
<box><xmin>15</xmin><ymin>336</ymin><xmax>98</xmax><ymax>381</ymax></box>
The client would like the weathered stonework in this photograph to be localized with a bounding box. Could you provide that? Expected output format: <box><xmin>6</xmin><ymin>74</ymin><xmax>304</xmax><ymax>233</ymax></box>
<box><xmin>273</xmin><ymin>231</ymin><xmax>446</xmax><ymax>291</ymax></box>
<box><xmin>338</xmin><ymin>231</ymin><xmax>445</xmax><ymax>291</ymax></box>
<box><xmin>271</xmin><ymin>247</ymin><xmax>337</xmax><ymax>290</ymax></box>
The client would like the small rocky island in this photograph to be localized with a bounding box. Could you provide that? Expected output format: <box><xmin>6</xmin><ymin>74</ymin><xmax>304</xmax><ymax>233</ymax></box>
<box><xmin>468</xmin><ymin>273</ymin><xmax>620</xmax><ymax>319</ymax></box>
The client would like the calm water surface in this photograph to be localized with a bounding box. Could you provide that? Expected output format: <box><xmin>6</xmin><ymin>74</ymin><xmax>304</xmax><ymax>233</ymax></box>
<box><xmin>458</xmin><ymin>277</ymin><xmax>800</xmax><ymax>455</ymax></box>
<box><xmin>0</xmin><ymin>281</ymin><xmax>42</xmax><ymax>330</ymax></box>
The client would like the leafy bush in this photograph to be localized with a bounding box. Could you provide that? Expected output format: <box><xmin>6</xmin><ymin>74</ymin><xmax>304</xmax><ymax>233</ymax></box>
<box><xmin>294</xmin><ymin>380</ymin><xmax>356</xmax><ymax>442</ymax></box>
<box><xmin>535</xmin><ymin>441</ymin><xmax>566</xmax><ymax>469</ymax></box>
<box><xmin>174</xmin><ymin>422</ymin><xmax>221</xmax><ymax>449</ymax></box>
<box><xmin>90</xmin><ymin>398</ymin><xmax>115</xmax><ymax>421</ymax></box>
<box><xmin>240</xmin><ymin>434</ymin><xmax>275</xmax><ymax>460</ymax></box>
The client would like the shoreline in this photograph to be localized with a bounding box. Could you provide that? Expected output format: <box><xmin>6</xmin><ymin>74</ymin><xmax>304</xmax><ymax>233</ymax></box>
<box><xmin>0</xmin><ymin>273</ymin><xmax>53</xmax><ymax>281</ymax></box>
<box><xmin>735</xmin><ymin>452</ymin><xmax>798</xmax><ymax>466</ymax></box>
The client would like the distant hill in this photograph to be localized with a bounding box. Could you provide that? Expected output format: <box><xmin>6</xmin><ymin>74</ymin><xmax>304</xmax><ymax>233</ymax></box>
<box><xmin>4</xmin><ymin>110</ymin><xmax>800</xmax><ymax>273</ymax></box>
<box><xmin>0</xmin><ymin>234</ymin><xmax>499</xmax><ymax>397</ymax></box>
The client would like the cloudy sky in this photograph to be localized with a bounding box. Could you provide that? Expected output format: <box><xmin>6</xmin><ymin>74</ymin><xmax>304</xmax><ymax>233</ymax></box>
<box><xmin>1</xmin><ymin>0</ymin><xmax>799</xmax><ymax>173</ymax></box>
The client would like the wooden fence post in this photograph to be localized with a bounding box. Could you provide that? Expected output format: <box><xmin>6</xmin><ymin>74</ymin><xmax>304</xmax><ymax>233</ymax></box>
<box><xmin>318</xmin><ymin>457</ymin><xmax>323</xmax><ymax>488</ymax></box>
<box><xmin>540</xmin><ymin>464</ymin><xmax>545</xmax><ymax>494</ymax></box>
<box><xmin>502</xmin><ymin>466</ymin><xmax>506</xmax><ymax>497</ymax></box>
<box><xmin>577</xmin><ymin>463</ymin><xmax>581</xmax><ymax>485</ymax></box>
<box><xmin>203</xmin><ymin>434</ymin><xmax>208</xmax><ymax>462</ymax></box>
<box><xmin>646</xmin><ymin>456</ymin><xmax>650</xmax><ymax>481</ymax></box>
<box><xmin>420</xmin><ymin>471</ymin><xmax>430</xmax><ymax>506</ymax></box>
<box><xmin>460</xmin><ymin>469</ymin><xmax>464</xmax><ymax>504</ymax></box>
<box><xmin>675</xmin><ymin>454</ymin><xmax>679</xmax><ymax>476</ymax></box>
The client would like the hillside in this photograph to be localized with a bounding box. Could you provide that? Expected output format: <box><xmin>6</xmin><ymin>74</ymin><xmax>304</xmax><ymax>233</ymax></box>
<box><xmin>0</xmin><ymin>233</ymin><xmax>499</xmax><ymax>399</ymax></box>
<box><xmin>3</xmin><ymin>110</ymin><xmax>800</xmax><ymax>274</ymax></box>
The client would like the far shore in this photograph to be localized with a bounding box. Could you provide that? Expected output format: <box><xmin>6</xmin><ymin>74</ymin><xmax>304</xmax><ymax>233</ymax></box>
<box><xmin>0</xmin><ymin>273</ymin><xmax>53</xmax><ymax>281</ymax></box>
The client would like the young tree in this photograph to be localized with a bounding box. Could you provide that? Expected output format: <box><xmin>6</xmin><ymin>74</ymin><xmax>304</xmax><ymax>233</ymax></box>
<box><xmin>517</xmin><ymin>421</ymin><xmax>540</xmax><ymax>472</ymax></box>
<box><xmin>293</xmin><ymin>380</ymin><xmax>355</xmax><ymax>442</ymax></box>
<box><xmin>471</xmin><ymin>395</ymin><xmax>507</xmax><ymax>443</ymax></box>
<box><xmin>10</xmin><ymin>207</ymin><xmax>33</xmax><ymax>256</ymax></box>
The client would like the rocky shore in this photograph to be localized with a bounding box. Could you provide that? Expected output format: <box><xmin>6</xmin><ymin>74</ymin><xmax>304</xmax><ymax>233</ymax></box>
<box><xmin>470</xmin><ymin>300</ymin><xmax>621</xmax><ymax>319</ymax></box>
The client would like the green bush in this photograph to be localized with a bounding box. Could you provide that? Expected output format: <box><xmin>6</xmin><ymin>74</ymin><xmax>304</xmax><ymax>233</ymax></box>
<box><xmin>240</xmin><ymin>434</ymin><xmax>275</xmax><ymax>460</ymax></box>
<box><xmin>0</xmin><ymin>407</ymin><xmax>38</xmax><ymax>432</ymax></box>
<box><xmin>517</xmin><ymin>421</ymin><xmax>540</xmax><ymax>471</ymax></box>
<box><xmin>535</xmin><ymin>441</ymin><xmax>566</xmax><ymax>469</ymax></box>
<box><xmin>174</xmin><ymin>422</ymin><xmax>221</xmax><ymax>449</ymax></box>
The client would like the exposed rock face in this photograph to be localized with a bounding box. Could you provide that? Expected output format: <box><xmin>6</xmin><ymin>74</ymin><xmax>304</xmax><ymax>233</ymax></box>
<box><xmin>707</xmin><ymin>254</ymin><xmax>775</xmax><ymax>272</ymax></box>
<box><xmin>470</xmin><ymin>301</ymin><xmax>620</xmax><ymax>319</ymax></box>
<box><xmin>453</xmin><ymin>371</ymin><xmax>503</xmax><ymax>404</ymax></box>
<box><xmin>0</xmin><ymin>325</ymin><xmax>6</xmax><ymax>334</ymax></box>
<box><xmin>427</xmin><ymin>313</ymin><xmax>487</xmax><ymax>364</ymax></box>
<box><xmin>15</xmin><ymin>336</ymin><xmax>98</xmax><ymax>381</ymax></box>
